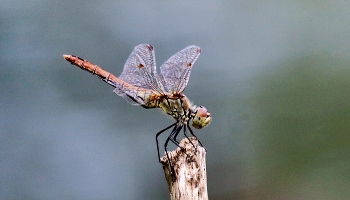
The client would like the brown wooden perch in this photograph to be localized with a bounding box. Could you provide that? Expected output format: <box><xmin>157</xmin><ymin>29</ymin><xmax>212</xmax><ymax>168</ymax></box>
<box><xmin>160</xmin><ymin>137</ymin><xmax>208</xmax><ymax>200</ymax></box>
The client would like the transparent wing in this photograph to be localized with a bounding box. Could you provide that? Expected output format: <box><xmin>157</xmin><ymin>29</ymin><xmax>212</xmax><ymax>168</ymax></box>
<box><xmin>114</xmin><ymin>83</ymin><xmax>156</xmax><ymax>107</ymax></box>
<box><xmin>159</xmin><ymin>45</ymin><xmax>201</xmax><ymax>93</ymax></box>
<box><xmin>117</xmin><ymin>44</ymin><xmax>165</xmax><ymax>94</ymax></box>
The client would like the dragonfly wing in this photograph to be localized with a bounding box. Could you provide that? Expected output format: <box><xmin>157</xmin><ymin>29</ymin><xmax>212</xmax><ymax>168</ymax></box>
<box><xmin>118</xmin><ymin>44</ymin><xmax>165</xmax><ymax>93</ymax></box>
<box><xmin>114</xmin><ymin>44</ymin><xmax>166</xmax><ymax>107</ymax></box>
<box><xmin>160</xmin><ymin>45</ymin><xmax>201</xmax><ymax>93</ymax></box>
<box><xmin>114</xmin><ymin>87</ymin><xmax>146</xmax><ymax>106</ymax></box>
<box><xmin>114</xmin><ymin>85</ymin><xmax>156</xmax><ymax>107</ymax></box>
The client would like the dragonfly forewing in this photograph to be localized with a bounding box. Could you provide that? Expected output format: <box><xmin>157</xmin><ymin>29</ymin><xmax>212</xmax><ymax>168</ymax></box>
<box><xmin>119</xmin><ymin>44</ymin><xmax>166</xmax><ymax>94</ymax></box>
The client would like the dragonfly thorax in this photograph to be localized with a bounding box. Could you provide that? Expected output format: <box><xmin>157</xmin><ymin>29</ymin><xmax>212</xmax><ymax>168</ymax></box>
<box><xmin>157</xmin><ymin>94</ymin><xmax>211</xmax><ymax>129</ymax></box>
<box><xmin>158</xmin><ymin>94</ymin><xmax>192</xmax><ymax>123</ymax></box>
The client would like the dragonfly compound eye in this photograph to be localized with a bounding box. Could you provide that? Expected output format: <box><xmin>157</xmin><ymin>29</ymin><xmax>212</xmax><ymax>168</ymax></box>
<box><xmin>192</xmin><ymin>106</ymin><xmax>212</xmax><ymax>129</ymax></box>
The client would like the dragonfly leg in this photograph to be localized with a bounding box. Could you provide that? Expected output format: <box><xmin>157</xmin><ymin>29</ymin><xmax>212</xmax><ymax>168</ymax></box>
<box><xmin>164</xmin><ymin>125</ymin><xmax>183</xmax><ymax>178</ymax></box>
<box><xmin>166</xmin><ymin>125</ymin><xmax>183</xmax><ymax>149</ymax></box>
<box><xmin>183</xmin><ymin>125</ymin><xmax>196</xmax><ymax>150</ymax></box>
<box><xmin>187</xmin><ymin>124</ymin><xmax>206</xmax><ymax>151</ymax></box>
<box><xmin>172</xmin><ymin>125</ymin><xmax>186</xmax><ymax>153</ymax></box>
<box><xmin>156</xmin><ymin>123</ymin><xmax>176</xmax><ymax>163</ymax></box>
<box><xmin>173</xmin><ymin>128</ymin><xmax>180</xmax><ymax>144</ymax></box>
<box><xmin>173</xmin><ymin>125</ymin><xmax>184</xmax><ymax>149</ymax></box>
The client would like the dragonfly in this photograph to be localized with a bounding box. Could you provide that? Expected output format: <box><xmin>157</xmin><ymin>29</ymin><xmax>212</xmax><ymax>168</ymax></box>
<box><xmin>63</xmin><ymin>44</ymin><xmax>212</xmax><ymax>175</ymax></box>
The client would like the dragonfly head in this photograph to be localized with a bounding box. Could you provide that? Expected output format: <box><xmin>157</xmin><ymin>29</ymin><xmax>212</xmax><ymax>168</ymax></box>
<box><xmin>192</xmin><ymin>106</ymin><xmax>211</xmax><ymax>129</ymax></box>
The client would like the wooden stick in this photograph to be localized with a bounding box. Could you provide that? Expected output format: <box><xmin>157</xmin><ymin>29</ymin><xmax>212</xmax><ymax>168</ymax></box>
<box><xmin>160</xmin><ymin>137</ymin><xmax>208</xmax><ymax>200</ymax></box>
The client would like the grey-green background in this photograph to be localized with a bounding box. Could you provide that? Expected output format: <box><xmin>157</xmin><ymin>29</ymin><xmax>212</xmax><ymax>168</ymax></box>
<box><xmin>1</xmin><ymin>1</ymin><xmax>350</xmax><ymax>199</ymax></box>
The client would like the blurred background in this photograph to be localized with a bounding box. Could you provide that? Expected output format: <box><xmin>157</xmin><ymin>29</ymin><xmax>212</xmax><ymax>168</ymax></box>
<box><xmin>1</xmin><ymin>1</ymin><xmax>350</xmax><ymax>199</ymax></box>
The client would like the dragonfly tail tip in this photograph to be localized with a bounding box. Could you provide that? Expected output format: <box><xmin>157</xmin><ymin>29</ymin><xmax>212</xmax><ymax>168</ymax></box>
<box><xmin>63</xmin><ymin>54</ymin><xmax>70</xmax><ymax>60</ymax></box>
